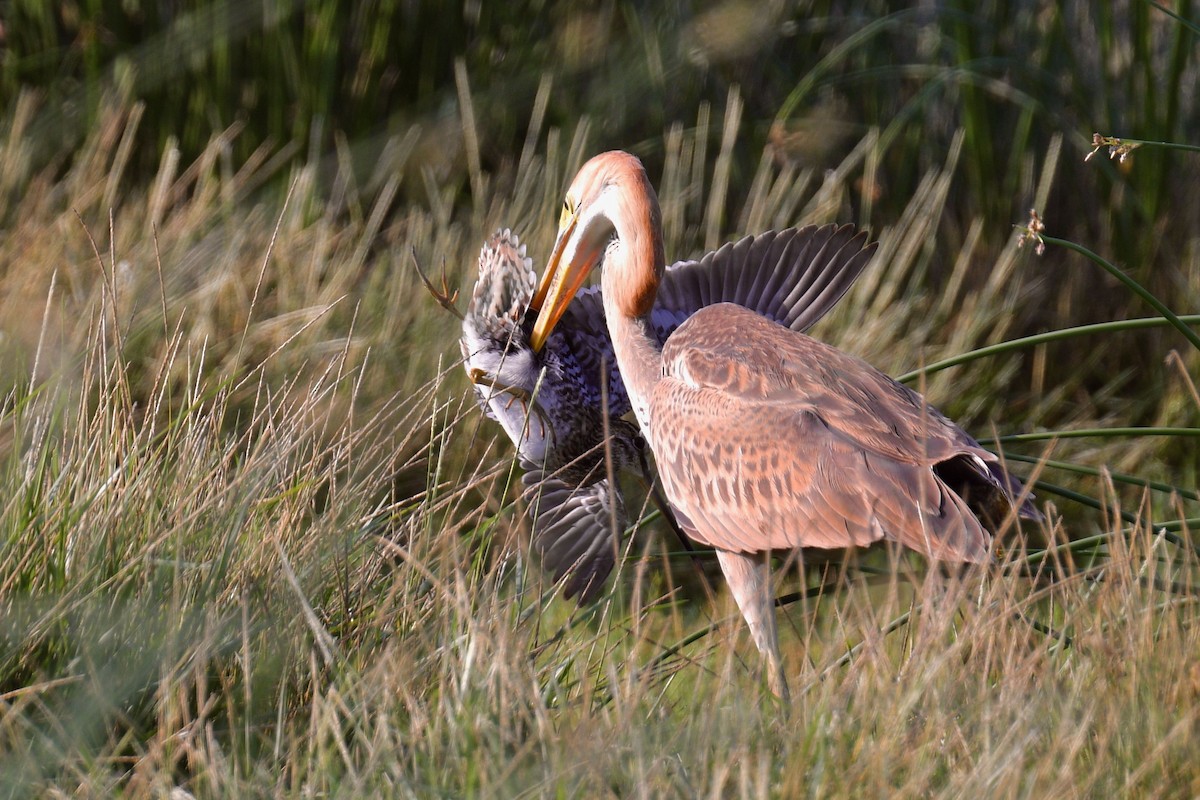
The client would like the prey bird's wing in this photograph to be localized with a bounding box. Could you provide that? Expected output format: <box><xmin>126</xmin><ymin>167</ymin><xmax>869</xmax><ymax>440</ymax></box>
<box><xmin>521</xmin><ymin>465</ymin><xmax>625</xmax><ymax>604</ymax></box>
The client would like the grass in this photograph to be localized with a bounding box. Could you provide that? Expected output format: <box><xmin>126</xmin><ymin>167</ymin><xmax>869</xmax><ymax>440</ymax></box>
<box><xmin>0</xmin><ymin>95</ymin><xmax>1194</xmax><ymax>797</ymax></box>
<box><xmin>1</xmin><ymin>1</ymin><xmax>1199</xmax><ymax>796</ymax></box>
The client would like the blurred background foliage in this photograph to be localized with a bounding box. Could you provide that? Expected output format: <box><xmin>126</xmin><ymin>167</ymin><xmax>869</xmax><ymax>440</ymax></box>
<box><xmin>3</xmin><ymin>1</ymin><xmax>1198</xmax><ymax>433</ymax></box>
<box><xmin>0</xmin><ymin>3</ymin><xmax>1197</xmax><ymax>793</ymax></box>
<box><xmin>5</xmin><ymin>0</ymin><xmax>1197</xmax><ymax>256</ymax></box>
<box><xmin>1</xmin><ymin>0</ymin><xmax>1197</xmax><ymax>425</ymax></box>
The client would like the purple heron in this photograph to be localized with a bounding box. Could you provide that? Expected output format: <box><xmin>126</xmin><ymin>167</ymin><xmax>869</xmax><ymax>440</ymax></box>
<box><xmin>530</xmin><ymin>151</ymin><xmax>1041</xmax><ymax>699</ymax></box>
<box><xmin>428</xmin><ymin>224</ymin><xmax>875</xmax><ymax>602</ymax></box>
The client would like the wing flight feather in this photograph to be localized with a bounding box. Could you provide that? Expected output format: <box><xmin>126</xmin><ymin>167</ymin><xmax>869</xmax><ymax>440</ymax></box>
<box><xmin>521</xmin><ymin>467</ymin><xmax>625</xmax><ymax>603</ymax></box>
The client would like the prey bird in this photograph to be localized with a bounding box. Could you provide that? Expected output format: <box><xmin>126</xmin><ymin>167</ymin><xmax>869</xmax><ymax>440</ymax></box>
<box><xmin>529</xmin><ymin>151</ymin><xmax>1041</xmax><ymax>698</ymax></box>
<box><xmin>423</xmin><ymin>223</ymin><xmax>876</xmax><ymax>602</ymax></box>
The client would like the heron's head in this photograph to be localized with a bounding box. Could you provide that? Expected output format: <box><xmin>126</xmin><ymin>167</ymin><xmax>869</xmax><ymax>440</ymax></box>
<box><xmin>530</xmin><ymin>151</ymin><xmax>664</xmax><ymax>352</ymax></box>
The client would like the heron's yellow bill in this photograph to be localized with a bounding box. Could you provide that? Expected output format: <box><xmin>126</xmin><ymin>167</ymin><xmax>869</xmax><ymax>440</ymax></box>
<box><xmin>529</xmin><ymin>212</ymin><xmax>603</xmax><ymax>352</ymax></box>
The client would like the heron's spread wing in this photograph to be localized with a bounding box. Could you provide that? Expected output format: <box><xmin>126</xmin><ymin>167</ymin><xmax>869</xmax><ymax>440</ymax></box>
<box><xmin>652</xmin><ymin>224</ymin><xmax>875</xmax><ymax>338</ymax></box>
<box><xmin>650</xmin><ymin>304</ymin><xmax>1001</xmax><ymax>559</ymax></box>
<box><xmin>521</xmin><ymin>468</ymin><xmax>624</xmax><ymax>603</ymax></box>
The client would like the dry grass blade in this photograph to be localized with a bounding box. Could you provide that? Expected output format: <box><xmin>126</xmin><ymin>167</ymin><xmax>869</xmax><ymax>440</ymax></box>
<box><xmin>410</xmin><ymin>247</ymin><xmax>464</xmax><ymax>320</ymax></box>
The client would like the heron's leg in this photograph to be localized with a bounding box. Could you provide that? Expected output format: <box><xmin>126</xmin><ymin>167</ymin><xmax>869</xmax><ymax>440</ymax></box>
<box><xmin>715</xmin><ymin>549</ymin><xmax>790</xmax><ymax>702</ymax></box>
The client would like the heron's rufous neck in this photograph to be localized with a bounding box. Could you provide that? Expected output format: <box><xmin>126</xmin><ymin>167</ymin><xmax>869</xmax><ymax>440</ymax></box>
<box><xmin>601</xmin><ymin>253</ymin><xmax>663</xmax><ymax>436</ymax></box>
<box><xmin>593</xmin><ymin>153</ymin><xmax>665</xmax><ymax>434</ymax></box>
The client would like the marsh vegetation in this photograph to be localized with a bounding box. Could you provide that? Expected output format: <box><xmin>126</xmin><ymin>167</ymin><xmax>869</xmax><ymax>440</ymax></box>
<box><xmin>1</xmin><ymin>2</ymin><xmax>1197</xmax><ymax>796</ymax></box>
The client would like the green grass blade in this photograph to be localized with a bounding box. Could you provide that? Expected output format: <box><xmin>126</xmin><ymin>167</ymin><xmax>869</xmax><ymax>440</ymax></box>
<box><xmin>1144</xmin><ymin>0</ymin><xmax>1200</xmax><ymax>37</ymax></box>
<box><xmin>899</xmin><ymin>315</ymin><xmax>1200</xmax><ymax>383</ymax></box>
<box><xmin>1037</xmin><ymin>234</ymin><xmax>1200</xmax><ymax>354</ymax></box>
<box><xmin>980</xmin><ymin>427</ymin><xmax>1200</xmax><ymax>445</ymax></box>
<box><xmin>1001</xmin><ymin>452</ymin><xmax>1199</xmax><ymax>501</ymax></box>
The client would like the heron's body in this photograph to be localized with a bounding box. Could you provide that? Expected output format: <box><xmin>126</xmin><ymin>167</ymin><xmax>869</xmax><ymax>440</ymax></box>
<box><xmin>457</xmin><ymin>226</ymin><xmax>876</xmax><ymax>602</ymax></box>
<box><xmin>531</xmin><ymin>151</ymin><xmax>1040</xmax><ymax>698</ymax></box>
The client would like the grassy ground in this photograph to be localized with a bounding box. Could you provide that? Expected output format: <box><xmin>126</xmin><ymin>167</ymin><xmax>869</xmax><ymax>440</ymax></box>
<box><xmin>2</xmin><ymin>2</ymin><xmax>1199</xmax><ymax>797</ymax></box>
